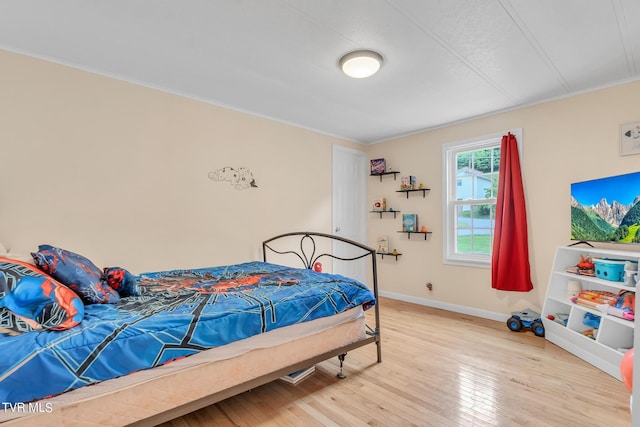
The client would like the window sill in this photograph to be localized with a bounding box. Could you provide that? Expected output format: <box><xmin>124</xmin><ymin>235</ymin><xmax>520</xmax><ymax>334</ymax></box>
<box><xmin>443</xmin><ymin>257</ymin><xmax>491</xmax><ymax>269</ymax></box>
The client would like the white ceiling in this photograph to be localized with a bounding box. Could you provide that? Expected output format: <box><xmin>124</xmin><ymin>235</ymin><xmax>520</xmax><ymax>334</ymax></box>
<box><xmin>0</xmin><ymin>1</ymin><xmax>638</xmax><ymax>144</ymax></box>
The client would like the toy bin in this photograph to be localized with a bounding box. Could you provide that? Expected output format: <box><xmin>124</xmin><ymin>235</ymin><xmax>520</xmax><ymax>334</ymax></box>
<box><xmin>592</xmin><ymin>258</ymin><xmax>626</xmax><ymax>282</ymax></box>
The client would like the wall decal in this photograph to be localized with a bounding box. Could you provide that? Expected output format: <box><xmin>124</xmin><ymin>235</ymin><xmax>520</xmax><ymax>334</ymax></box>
<box><xmin>208</xmin><ymin>167</ymin><xmax>258</xmax><ymax>190</ymax></box>
<box><xmin>620</xmin><ymin>121</ymin><xmax>640</xmax><ymax>156</ymax></box>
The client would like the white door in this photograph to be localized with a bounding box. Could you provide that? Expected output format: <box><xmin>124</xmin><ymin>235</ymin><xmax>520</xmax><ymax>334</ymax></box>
<box><xmin>332</xmin><ymin>145</ymin><xmax>367</xmax><ymax>283</ymax></box>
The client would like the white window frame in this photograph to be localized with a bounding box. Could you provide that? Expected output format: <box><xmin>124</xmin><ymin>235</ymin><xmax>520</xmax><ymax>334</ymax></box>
<box><xmin>442</xmin><ymin>128</ymin><xmax>523</xmax><ymax>268</ymax></box>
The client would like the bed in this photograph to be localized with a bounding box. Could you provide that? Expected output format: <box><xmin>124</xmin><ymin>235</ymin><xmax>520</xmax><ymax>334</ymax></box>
<box><xmin>0</xmin><ymin>232</ymin><xmax>381</xmax><ymax>426</ymax></box>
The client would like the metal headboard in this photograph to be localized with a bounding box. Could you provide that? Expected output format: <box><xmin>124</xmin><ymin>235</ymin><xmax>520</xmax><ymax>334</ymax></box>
<box><xmin>262</xmin><ymin>231</ymin><xmax>381</xmax><ymax>363</ymax></box>
<box><xmin>262</xmin><ymin>231</ymin><xmax>374</xmax><ymax>269</ymax></box>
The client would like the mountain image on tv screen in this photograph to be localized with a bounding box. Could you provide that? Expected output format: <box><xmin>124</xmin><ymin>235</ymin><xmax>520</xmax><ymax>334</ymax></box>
<box><xmin>571</xmin><ymin>171</ymin><xmax>640</xmax><ymax>244</ymax></box>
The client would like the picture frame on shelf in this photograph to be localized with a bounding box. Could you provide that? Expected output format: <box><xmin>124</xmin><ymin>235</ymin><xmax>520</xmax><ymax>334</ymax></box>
<box><xmin>370</xmin><ymin>158</ymin><xmax>386</xmax><ymax>175</ymax></box>
<box><xmin>400</xmin><ymin>176</ymin><xmax>409</xmax><ymax>190</ymax></box>
<box><xmin>376</xmin><ymin>235</ymin><xmax>389</xmax><ymax>254</ymax></box>
<box><xmin>402</xmin><ymin>214</ymin><xmax>418</xmax><ymax>232</ymax></box>
<box><xmin>372</xmin><ymin>197</ymin><xmax>386</xmax><ymax>212</ymax></box>
<box><xmin>619</xmin><ymin>121</ymin><xmax>640</xmax><ymax>156</ymax></box>
<box><xmin>400</xmin><ymin>176</ymin><xmax>416</xmax><ymax>190</ymax></box>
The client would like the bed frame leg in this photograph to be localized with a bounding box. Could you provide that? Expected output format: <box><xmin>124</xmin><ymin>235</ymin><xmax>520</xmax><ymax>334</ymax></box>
<box><xmin>337</xmin><ymin>353</ymin><xmax>347</xmax><ymax>379</ymax></box>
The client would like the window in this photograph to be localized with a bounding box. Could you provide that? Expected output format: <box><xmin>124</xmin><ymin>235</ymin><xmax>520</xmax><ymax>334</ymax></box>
<box><xmin>442</xmin><ymin>129</ymin><xmax>522</xmax><ymax>267</ymax></box>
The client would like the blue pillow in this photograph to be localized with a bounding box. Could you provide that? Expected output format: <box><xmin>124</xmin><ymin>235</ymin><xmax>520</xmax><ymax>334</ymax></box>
<box><xmin>31</xmin><ymin>245</ymin><xmax>120</xmax><ymax>305</ymax></box>
<box><xmin>0</xmin><ymin>257</ymin><xmax>84</xmax><ymax>334</ymax></box>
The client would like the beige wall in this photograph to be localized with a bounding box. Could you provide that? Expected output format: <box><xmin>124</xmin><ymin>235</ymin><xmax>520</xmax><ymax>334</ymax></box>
<box><xmin>0</xmin><ymin>49</ymin><xmax>361</xmax><ymax>273</ymax></box>
<box><xmin>2</xmin><ymin>48</ymin><xmax>640</xmax><ymax>319</ymax></box>
<box><xmin>367</xmin><ymin>79</ymin><xmax>640</xmax><ymax>317</ymax></box>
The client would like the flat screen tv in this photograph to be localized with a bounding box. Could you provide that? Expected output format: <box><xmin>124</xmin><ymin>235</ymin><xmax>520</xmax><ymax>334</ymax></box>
<box><xmin>571</xmin><ymin>171</ymin><xmax>640</xmax><ymax>244</ymax></box>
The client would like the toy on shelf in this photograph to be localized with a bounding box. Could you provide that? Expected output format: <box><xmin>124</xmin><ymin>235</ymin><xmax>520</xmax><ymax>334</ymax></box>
<box><xmin>593</xmin><ymin>258</ymin><xmax>628</xmax><ymax>282</ymax></box>
<box><xmin>565</xmin><ymin>255</ymin><xmax>596</xmax><ymax>277</ymax></box>
<box><xmin>571</xmin><ymin>289</ymin><xmax>635</xmax><ymax>321</ymax></box>
<box><xmin>546</xmin><ymin>313</ymin><xmax>569</xmax><ymax>326</ymax></box>
<box><xmin>595</xmin><ymin>304</ymin><xmax>635</xmax><ymax>321</ymax></box>
<box><xmin>577</xmin><ymin>255</ymin><xmax>595</xmax><ymax>275</ymax></box>
<box><xmin>507</xmin><ymin>309</ymin><xmax>545</xmax><ymax>337</ymax></box>
<box><xmin>583</xmin><ymin>312</ymin><xmax>601</xmax><ymax>329</ymax></box>
<box><xmin>571</xmin><ymin>290</ymin><xmax>617</xmax><ymax>308</ymax></box>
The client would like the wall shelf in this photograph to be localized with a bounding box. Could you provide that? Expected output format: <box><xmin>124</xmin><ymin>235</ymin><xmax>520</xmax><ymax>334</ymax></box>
<box><xmin>370</xmin><ymin>171</ymin><xmax>400</xmax><ymax>181</ymax></box>
<box><xmin>397</xmin><ymin>231</ymin><xmax>432</xmax><ymax>240</ymax></box>
<box><xmin>376</xmin><ymin>252</ymin><xmax>402</xmax><ymax>260</ymax></box>
<box><xmin>396</xmin><ymin>188</ymin><xmax>430</xmax><ymax>198</ymax></box>
<box><xmin>370</xmin><ymin>210</ymin><xmax>400</xmax><ymax>218</ymax></box>
<box><xmin>370</xmin><ymin>166</ymin><xmax>433</xmax><ymax>255</ymax></box>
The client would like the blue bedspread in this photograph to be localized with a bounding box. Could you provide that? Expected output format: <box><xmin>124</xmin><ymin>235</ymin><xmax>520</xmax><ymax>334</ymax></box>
<box><xmin>0</xmin><ymin>261</ymin><xmax>375</xmax><ymax>404</ymax></box>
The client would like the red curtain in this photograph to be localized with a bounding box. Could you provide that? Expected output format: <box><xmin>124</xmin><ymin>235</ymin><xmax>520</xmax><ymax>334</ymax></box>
<box><xmin>491</xmin><ymin>132</ymin><xmax>533</xmax><ymax>292</ymax></box>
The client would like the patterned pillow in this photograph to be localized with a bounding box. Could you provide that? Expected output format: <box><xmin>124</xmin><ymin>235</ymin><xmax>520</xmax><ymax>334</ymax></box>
<box><xmin>31</xmin><ymin>245</ymin><xmax>120</xmax><ymax>305</ymax></box>
<box><xmin>104</xmin><ymin>267</ymin><xmax>140</xmax><ymax>297</ymax></box>
<box><xmin>0</xmin><ymin>257</ymin><xmax>84</xmax><ymax>335</ymax></box>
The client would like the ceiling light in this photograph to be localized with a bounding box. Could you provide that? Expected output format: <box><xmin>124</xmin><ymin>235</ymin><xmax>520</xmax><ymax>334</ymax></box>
<box><xmin>339</xmin><ymin>50</ymin><xmax>383</xmax><ymax>79</ymax></box>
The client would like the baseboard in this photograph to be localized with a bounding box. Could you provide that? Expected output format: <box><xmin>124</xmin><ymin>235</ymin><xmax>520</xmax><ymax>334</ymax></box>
<box><xmin>378</xmin><ymin>290</ymin><xmax>509</xmax><ymax>323</ymax></box>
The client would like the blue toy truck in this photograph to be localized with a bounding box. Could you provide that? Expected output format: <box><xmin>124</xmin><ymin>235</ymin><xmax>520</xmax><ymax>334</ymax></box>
<box><xmin>507</xmin><ymin>308</ymin><xmax>545</xmax><ymax>337</ymax></box>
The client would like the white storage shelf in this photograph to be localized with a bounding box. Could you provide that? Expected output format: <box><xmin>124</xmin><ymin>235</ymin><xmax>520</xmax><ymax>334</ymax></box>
<box><xmin>542</xmin><ymin>246</ymin><xmax>637</xmax><ymax>381</ymax></box>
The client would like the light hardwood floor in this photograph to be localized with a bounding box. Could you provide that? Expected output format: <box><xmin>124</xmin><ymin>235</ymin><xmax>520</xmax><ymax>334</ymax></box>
<box><xmin>159</xmin><ymin>297</ymin><xmax>631</xmax><ymax>427</ymax></box>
